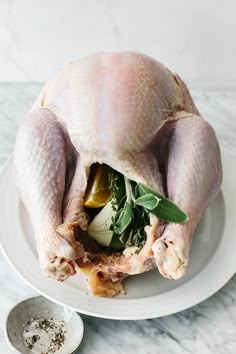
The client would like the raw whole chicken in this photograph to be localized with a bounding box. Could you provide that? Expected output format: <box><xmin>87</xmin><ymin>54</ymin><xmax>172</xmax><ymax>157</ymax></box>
<box><xmin>14</xmin><ymin>52</ymin><xmax>222</xmax><ymax>297</ymax></box>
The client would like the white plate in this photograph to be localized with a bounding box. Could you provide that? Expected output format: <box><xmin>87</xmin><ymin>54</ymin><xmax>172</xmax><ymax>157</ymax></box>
<box><xmin>0</xmin><ymin>155</ymin><xmax>235</xmax><ymax>320</ymax></box>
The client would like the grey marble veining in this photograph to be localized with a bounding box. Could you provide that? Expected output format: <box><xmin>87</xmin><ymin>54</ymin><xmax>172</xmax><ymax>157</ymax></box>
<box><xmin>0</xmin><ymin>83</ymin><xmax>236</xmax><ymax>354</ymax></box>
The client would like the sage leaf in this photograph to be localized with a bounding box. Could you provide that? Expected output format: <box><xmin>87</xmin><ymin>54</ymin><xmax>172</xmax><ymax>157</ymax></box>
<box><xmin>113</xmin><ymin>203</ymin><xmax>133</xmax><ymax>234</ymax></box>
<box><xmin>137</xmin><ymin>184</ymin><xmax>188</xmax><ymax>224</ymax></box>
<box><xmin>152</xmin><ymin>200</ymin><xmax>188</xmax><ymax>223</ymax></box>
<box><xmin>135</xmin><ymin>194</ymin><xmax>160</xmax><ymax>210</ymax></box>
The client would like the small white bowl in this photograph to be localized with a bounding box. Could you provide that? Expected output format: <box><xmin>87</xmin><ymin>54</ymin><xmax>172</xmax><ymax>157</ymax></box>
<box><xmin>5</xmin><ymin>296</ymin><xmax>84</xmax><ymax>354</ymax></box>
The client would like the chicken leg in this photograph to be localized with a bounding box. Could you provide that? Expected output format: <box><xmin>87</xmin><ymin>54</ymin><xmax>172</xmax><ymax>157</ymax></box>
<box><xmin>14</xmin><ymin>108</ymin><xmax>87</xmax><ymax>280</ymax></box>
<box><xmin>152</xmin><ymin>115</ymin><xmax>222</xmax><ymax>279</ymax></box>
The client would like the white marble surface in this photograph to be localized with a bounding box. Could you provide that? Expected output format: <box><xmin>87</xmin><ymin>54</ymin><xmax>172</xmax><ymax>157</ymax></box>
<box><xmin>0</xmin><ymin>83</ymin><xmax>236</xmax><ymax>354</ymax></box>
<box><xmin>0</xmin><ymin>1</ymin><xmax>236</xmax><ymax>89</ymax></box>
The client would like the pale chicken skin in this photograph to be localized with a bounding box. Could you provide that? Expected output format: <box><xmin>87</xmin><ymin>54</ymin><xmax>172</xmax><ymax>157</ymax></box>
<box><xmin>14</xmin><ymin>52</ymin><xmax>222</xmax><ymax>297</ymax></box>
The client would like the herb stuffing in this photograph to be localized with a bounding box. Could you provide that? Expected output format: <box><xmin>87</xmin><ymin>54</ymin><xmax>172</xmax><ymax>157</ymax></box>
<box><xmin>107</xmin><ymin>167</ymin><xmax>188</xmax><ymax>250</ymax></box>
<box><xmin>86</xmin><ymin>165</ymin><xmax>188</xmax><ymax>251</ymax></box>
<box><xmin>108</xmin><ymin>168</ymin><xmax>150</xmax><ymax>250</ymax></box>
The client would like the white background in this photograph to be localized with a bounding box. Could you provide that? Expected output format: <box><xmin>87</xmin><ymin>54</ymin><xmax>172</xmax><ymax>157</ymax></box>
<box><xmin>0</xmin><ymin>0</ymin><xmax>235</xmax><ymax>89</ymax></box>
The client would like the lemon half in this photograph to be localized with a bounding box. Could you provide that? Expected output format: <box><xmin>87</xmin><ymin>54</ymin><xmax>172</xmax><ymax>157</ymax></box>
<box><xmin>84</xmin><ymin>164</ymin><xmax>111</xmax><ymax>208</ymax></box>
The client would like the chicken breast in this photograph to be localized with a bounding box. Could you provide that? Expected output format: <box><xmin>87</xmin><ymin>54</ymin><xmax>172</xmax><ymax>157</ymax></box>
<box><xmin>14</xmin><ymin>52</ymin><xmax>222</xmax><ymax>296</ymax></box>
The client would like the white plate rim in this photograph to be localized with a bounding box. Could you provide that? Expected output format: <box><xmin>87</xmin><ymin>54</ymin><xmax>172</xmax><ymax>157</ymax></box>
<box><xmin>0</xmin><ymin>153</ymin><xmax>235</xmax><ymax>320</ymax></box>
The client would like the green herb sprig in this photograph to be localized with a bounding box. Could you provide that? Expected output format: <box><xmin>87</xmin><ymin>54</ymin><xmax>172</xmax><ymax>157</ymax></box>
<box><xmin>108</xmin><ymin>168</ymin><xmax>188</xmax><ymax>250</ymax></box>
<box><xmin>136</xmin><ymin>184</ymin><xmax>188</xmax><ymax>224</ymax></box>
